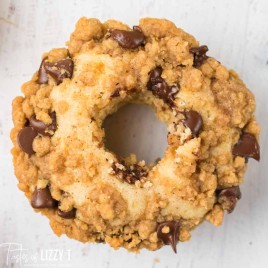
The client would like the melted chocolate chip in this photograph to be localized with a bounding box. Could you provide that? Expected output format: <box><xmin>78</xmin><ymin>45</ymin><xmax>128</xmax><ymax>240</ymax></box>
<box><xmin>110</xmin><ymin>26</ymin><xmax>146</xmax><ymax>49</ymax></box>
<box><xmin>57</xmin><ymin>208</ymin><xmax>76</xmax><ymax>219</ymax></box>
<box><xmin>232</xmin><ymin>132</ymin><xmax>260</xmax><ymax>161</ymax></box>
<box><xmin>190</xmin><ymin>45</ymin><xmax>209</xmax><ymax>67</ymax></box>
<box><xmin>38</xmin><ymin>57</ymin><xmax>48</xmax><ymax>84</ymax></box>
<box><xmin>44</xmin><ymin>59</ymin><xmax>74</xmax><ymax>85</ymax></box>
<box><xmin>17</xmin><ymin>127</ymin><xmax>38</xmax><ymax>155</ymax></box>
<box><xmin>30</xmin><ymin>112</ymin><xmax>57</xmax><ymax>136</ymax></box>
<box><xmin>132</xmin><ymin>25</ymin><xmax>142</xmax><ymax>32</ymax></box>
<box><xmin>147</xmin><ymin>67</ymin><xmax>163</xmax><ymax>94</ymax></box>
<box><xmin>31</xmin><ymin>187</ymin><xmax>57</xmax><ymax>209</ymax></box>
<box><xmin>217</xmin><ymin>186</ymin><xmax>241</xmax><ymax>213</ymax></box>
<box><xmin>112</xmin><ymin>161</ymin><xmax>148</xmax><ymax>184</ymax></box>
<box><xmin>110</xmin><ymin>89</ymin><xmax>120</xmax><ymax>98</ymax></box>
<box><xmin>96</xmin><ymin>238</ymin><xmax>105</xmax><ymax>244</ymax></box>
<box><xmin>154</xmin><ymin>157</ymin><xmax>161</xmax><ymax>164</ymax></box>
<box><xmin>183</xmin><ymin>111</ymin><xmax>203</xmax><ymax>137</ymax></box>
<box><xmin>157</xmin><ymin>221</ymin><xmax>180</xmax><ymax>253</ymax></box>
<box><xmin>147</xmin><ymin>67</ymin><xmax>179</xmax><ymax>107</ymax></box>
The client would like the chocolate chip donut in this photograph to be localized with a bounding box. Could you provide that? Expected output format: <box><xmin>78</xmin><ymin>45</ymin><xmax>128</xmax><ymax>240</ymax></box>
<box><xmin>11</xmin><ymin>17</ymin><xmax>260</xmax><ymax>252</ymax></box>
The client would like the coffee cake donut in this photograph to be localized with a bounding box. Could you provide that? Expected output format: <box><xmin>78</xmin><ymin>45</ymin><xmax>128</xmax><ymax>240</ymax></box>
<box><xmin>11</xmin><ymin>17</ymin><xmax>260</xmax><ymax>252</ymax></box>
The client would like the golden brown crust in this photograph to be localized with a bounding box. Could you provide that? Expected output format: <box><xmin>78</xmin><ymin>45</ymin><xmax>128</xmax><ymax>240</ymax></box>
<box><xmin>11</xmin><ymin>17</ymin><xmax>260</xmax><ymax>252</ymax></box>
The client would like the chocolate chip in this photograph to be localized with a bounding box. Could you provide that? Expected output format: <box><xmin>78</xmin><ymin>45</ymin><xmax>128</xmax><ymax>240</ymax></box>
<box><xmin>147</xmin><ymin>67</ymin><xmax>179</xmax><ymax>107</ymax></box>
<box><xmin>217</xmin><ymin>186</ymin><xmax>241</xmax><ymax>213</ymax></box>
<box><xmin>38</xmin><ymin>57</ymin><xmax>48</xmax><ymax>84</ymax></box>
<box><xmin>157</xmin><ymin>221</ymin><xmax>180</xmax><ymax>253</ymax></box>
<box><xmin>132</xmin><ymin>25</ymin><xmax>142</xmax><ymax>32</ymax></box>
<box><xmin>30</xmin><ymin>112</ymin><xmax>57</xmax><ymax>136</ymax></box>
<box><xmin>232</xmin><ymin>132</ymin><xmax>260</xmax><ymax>161</ymax></box>
<box><xmin>183</xmin><ymin>111</ymin><xmax>203</xmax><ymax>137</ymax></box>
<box><xmin>57</xmin><ymin>208</ymin><xmax>76</xmax><ymax>219</ymax></box>
<box><xmin>154</xmin><ymin>157</ymin><xmax>161</xmax><ymax>164</ymax></box>
<box><xmin>190</xmin><ymin>45</ymin><xmax>209</xmax><ymax>67</ymax></box>
<box><xmin>110</xmin><ymin>26</ymin><xmax>146</xmax><ymax>49</ymax></box>
<box><xmin>110</xmin><ymin>89</ymin><xmax>120</xmax><ymax>98</ymax></box>
<box><xmin>147</xmin><ymin>66</ymin><xmax>164</xmax><ymax>90</ymax></box>
<box><xmin>112</xmin><ymin>161</ymin><xmax>148</xmax><ymax>184</ymax></box>
<box><xmin>44</xmin><ymin>59</ymin><xmax>74</xmax><ymax>85</ymax></box>
<box><xmin>31</xmin><ymin>187</ymin><xmax>57</xmax><ymax>209</ymax></box>
<box><xmin>17</xmin><ymin>127</ymin><xmax>38</xmax><ymax>155</ymax></box>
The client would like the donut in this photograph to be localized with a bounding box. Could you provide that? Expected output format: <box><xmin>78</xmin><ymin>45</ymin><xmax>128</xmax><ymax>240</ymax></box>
<box><xmin>11</xmin><ymin>17</ymin><xmax>260</xmax><ymax>252</ymax></box>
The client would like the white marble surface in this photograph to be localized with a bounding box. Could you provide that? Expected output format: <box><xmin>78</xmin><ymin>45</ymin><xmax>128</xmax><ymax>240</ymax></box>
<box><xmin>0</xmin><ymin>0</ymin><xmax>268</xmax><ymax>267</ymax></box>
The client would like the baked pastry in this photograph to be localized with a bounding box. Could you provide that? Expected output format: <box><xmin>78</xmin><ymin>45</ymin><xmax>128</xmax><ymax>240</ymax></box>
<box><xmin>11</xmin><ymin>17</ymin><xmax>260</xmax><ymax>252</ymax></box>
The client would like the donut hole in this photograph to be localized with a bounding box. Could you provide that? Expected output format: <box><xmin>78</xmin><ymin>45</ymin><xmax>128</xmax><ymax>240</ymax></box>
<box><xmin>103</xmin><ymin>103</ymin><xmax>168</xmax><ymax>165</ymax></box>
